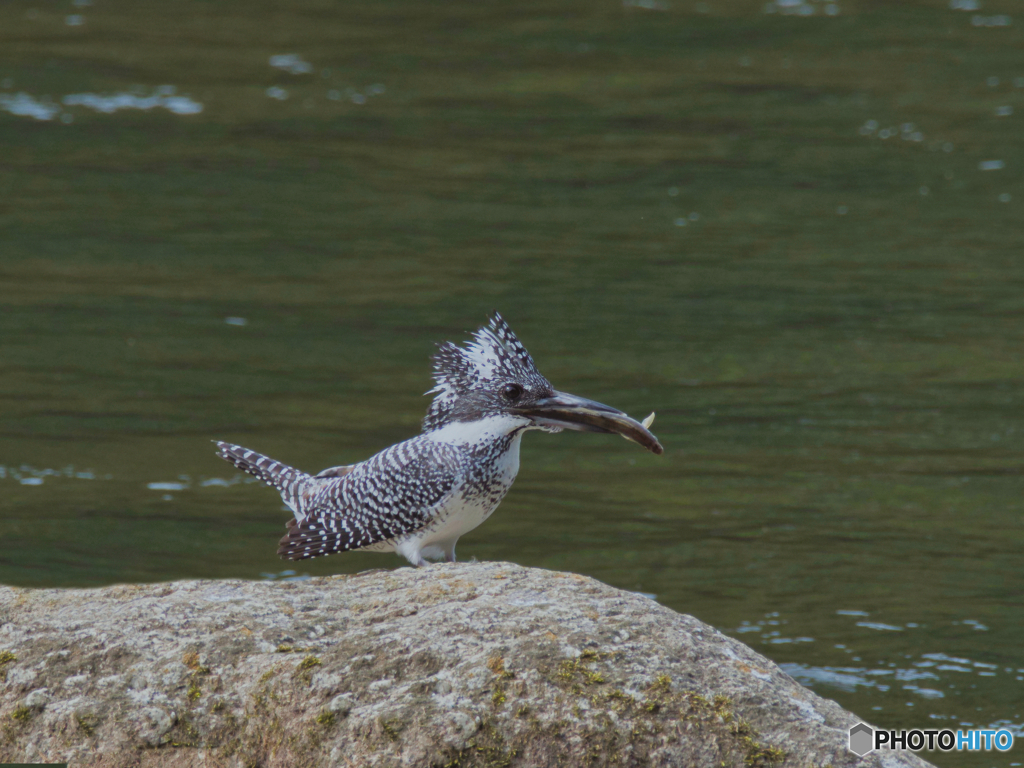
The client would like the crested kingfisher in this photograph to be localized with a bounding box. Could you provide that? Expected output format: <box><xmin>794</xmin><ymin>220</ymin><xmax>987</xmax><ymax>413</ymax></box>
<box><xmin>215</xmin><ymin>313</ymin><xmax>662</xmax><ymax>567</ymax></box>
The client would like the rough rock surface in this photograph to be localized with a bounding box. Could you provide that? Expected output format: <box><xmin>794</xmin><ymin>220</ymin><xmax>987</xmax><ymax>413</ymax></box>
<box><xmin>0</xmin><ymin>563</ymin><xmax>933</xmax><ymax>767</ymax></box>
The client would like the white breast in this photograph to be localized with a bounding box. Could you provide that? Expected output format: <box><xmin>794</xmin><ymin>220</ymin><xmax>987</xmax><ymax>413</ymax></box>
<box><xmin>425</xmin><ymin>414</ymin><xmax>531</xmax><ymax>446</ymax></box>
<box><xmin>428</xmin><ymin>429</ymin><xmax>523</xmax><ymax>536</ymax></box>
<box><xmin>385</xmin><ymin>425</ymin><xmax>525</xmax><ymax>562</ymax></box>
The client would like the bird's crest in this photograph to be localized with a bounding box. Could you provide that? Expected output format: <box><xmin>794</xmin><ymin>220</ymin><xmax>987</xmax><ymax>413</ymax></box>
<box><xmin>423</xmin><ymin>313</ymin><xmax>549</xmax><ymax>431</ymax></box>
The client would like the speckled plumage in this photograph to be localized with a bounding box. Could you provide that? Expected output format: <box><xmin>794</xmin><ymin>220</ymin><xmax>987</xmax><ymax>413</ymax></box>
<box><xmin>215</xmin><ymin>313</ymin><xmax>663</xmax><ymax>566</ymax></box>
<box><xmin>215</xmin><ymin>314</ymin><xmax>553</xmax><ymax>566</ymax></box>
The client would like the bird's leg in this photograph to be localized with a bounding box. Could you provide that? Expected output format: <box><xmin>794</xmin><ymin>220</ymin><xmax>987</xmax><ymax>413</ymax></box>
<box><xmin>443</xmin><ymin>543</ymin><xmax>457</xmax><ymax>563</ymax></box>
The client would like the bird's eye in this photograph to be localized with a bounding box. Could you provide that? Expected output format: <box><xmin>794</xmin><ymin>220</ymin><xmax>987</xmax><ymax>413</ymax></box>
<box><xmin>502</xmin><ymin>383</ymin><xmax>525</xmax><ymax>401</ymax></box>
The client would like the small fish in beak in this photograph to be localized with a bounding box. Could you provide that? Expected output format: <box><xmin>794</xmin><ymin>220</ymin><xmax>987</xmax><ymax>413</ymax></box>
<box><xmin>512</xmin><ymin>392</ymin><xmax>664</xmax><ymax>455</ymax></box>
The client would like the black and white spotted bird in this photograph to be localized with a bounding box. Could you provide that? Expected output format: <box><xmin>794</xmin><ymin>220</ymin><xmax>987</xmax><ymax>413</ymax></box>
<box><xmin>214</xmin><ymin>313</ymin><xmax>662</xmax><ymax>567</ymax></box>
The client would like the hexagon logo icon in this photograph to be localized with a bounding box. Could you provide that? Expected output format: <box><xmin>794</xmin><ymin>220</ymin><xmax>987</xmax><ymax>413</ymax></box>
<box><xmin>849</xmin><ymin>722</ymin><xmax>874</xmax><ymax>756</ymax></box>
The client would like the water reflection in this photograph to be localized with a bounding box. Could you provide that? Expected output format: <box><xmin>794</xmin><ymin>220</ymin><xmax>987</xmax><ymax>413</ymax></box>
<box><xmin>2</xmin><ymin>467</ymin><xmax>261</xmax><ymax>492</ymax></box>
<box><xmin>740</xmin><ymin>606</ymin><xmax>1024</xmax><ymax>734</ymax></box>
<box><xmin>622</xmin><ymin>0</ymin><xmax>670</xmax><ymax>11</ymax></box>
<box><xmin>63</xmin><ymin>88</ymin><xmax>203</xmax><ymax>116</ymax></box>
<box><xmin>858</xmin><ymin>120</ymin><xmax>926</xmax><ymax>143</ymax></box>
<box><xmin>783</xmin><ymin>663</ymin><xmax>892</xmax><ymax>693</ymax></box>
<box><xmin>763</xmin><ymin>0</ymin><xmax>841</xmax><ymax>17</ymax></box>
<box><xmin>0</xmin><ymin>92</ymin><xmax>60</xmax><ymax>121</ymax></box>
<box><xmin>146</xmin><ymin>474</ymin><xmax>258</xmax><ymax>492</ymax></box>
<box><xmin>856</xmin><ymin>621</ymin><xmax>904</xmax><ymax>632</ymax></box>
<box><xmin>200</xmin><ymin>477</ymin><xmax>247</xmax><ymax>487</ymax></box>
<box><xmin>0</xmin><ymin>87</ymin><xmax>202</xmax><ymax>121</ymax></box>
<box><xmin>735</xmin><ymin>613</ymin><xmax>814</xmax><ymax>645</ymax></box>
<box><xmin>782</xmin><ymin>656</ymin><xmax>1014</xmax><ymax>705</ymax></box>
<box><xmin>146</xmin><ymin>480</ymin><xmax>189</xmax><ymax>492</ymax></box>
<box><xmin>0</xmin><ymin>465</ymin><xmax>106</xmax><ymax>483</ymax></box>
<box><xmin>269</xmin><ymin>54</ymin><xmax>313</xmax><ymax>75</ymax></box>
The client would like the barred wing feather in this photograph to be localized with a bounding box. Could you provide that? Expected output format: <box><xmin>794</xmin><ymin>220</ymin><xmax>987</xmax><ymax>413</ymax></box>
<box><xmin>277</xmin><ymin>437</ymin><xmax>462</xmax><ymax>560</ymax></box>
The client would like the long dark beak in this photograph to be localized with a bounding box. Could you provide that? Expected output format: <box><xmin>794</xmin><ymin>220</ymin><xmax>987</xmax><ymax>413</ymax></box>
<box><xmin>511</xmin><ymin>391</ymin><xmax>664</xmax><ymax>455</ymax></box>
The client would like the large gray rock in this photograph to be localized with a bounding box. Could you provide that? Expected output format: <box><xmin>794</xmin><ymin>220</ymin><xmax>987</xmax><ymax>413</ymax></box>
<box><xmin>0</xmin><ymin>563</ymin><xmax>933</xmax><ymax>767</ymax></box>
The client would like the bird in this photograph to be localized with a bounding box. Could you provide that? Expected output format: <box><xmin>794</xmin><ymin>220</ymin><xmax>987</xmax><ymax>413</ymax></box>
<box><xmin>214</xmin><ymin>313</ymin><xmax>662</xmax><ymax>567</ymax></box>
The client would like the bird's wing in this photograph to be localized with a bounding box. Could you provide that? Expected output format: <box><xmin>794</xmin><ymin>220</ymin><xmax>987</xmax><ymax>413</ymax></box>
<box><xmin>277</xmin><ymin>437</ymin><xmax>463</xmax><ymax>560</ymax></box>
<box><xmin>314</xmin><ymin>464</ymin><xmax>357</xmax><ymax>479</ymax></box>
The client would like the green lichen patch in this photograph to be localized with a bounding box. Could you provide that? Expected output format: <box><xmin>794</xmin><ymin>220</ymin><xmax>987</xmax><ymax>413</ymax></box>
<box><xmin>2</xmin><ymin>700</ymin><xmax>35</xmax><ymax>747</ymax></box>
<box><xmin>315</xmin><ymin>710</ymin><xmax>336</xmax><ymax>727</ymax></box>
<box><xmin>603</xmin><ymin>687</ymin><xmax>634</xmax><ymax>713</ymax></box>
<box><xmin>554</xmin><ymin>650</ymin><xmax>609</xmax><ymax>692</ymax></box>
<box><xmin>732</xmin><ymin>719</ymin><xmax>788</xmax><ymax>767</ymax></box>
<box><xmin>295</xmin><ymin>654</ymin><xmax>322</xmax><ymax>685</ymax></box>
<box><xmin>0</xmin><ymin>651</ymin><xmax>15</xmax><ymax>666</ymax></box>
<box><xmin>184</xmin><ymin>656</ymin><xmax>213</xmax><ymax>704</ymax></box>
<box><xmin>75</xmin><ymin>712</ymin><xmax>100</xmax><ymax>736</ymax></box>
<box><xmin>276</xmin><ymin>643</ymin><xmax>312</xmax><ymax>654</ymax></box>
<box><xmin>169</xmin><ymin>713</ymin><xmax>202</xmax><ymax>748</ymax></box>
<box><xmin>444</xmin><ymin>720</ymin><xmax>517</xmax><ymax>768</ymax></box>
<box><xmin>380</xmin><ymin>717</ymin><xmax>403</xmax><ymax>742</ymax></box>
<box><xmin>491</xmin><ymin>683</ymin><xmax>507</xmax><ymax>708</ymax></box>
<box><xmin>487</xmin><ymin>654</ymin><xmax>515</xmax><ymax>708</ymax></box>
<box><xmin>539</xmin><ymin>650</ymin><xmax>785</xmax><ymax>767</ymax></box>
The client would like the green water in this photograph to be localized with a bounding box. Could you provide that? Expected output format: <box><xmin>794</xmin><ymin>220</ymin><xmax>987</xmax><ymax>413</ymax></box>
<box><xmin>1</xmin><ymin>0</ymin><xmax>1022</xmax><ymax>764</ymax></box>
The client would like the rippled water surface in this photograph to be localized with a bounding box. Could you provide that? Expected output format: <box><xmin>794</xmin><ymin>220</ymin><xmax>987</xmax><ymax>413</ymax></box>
<box><xmin>1</xmin><ymin>1</ymin><xmax>1022</xmax><ymax>764</ymax></box>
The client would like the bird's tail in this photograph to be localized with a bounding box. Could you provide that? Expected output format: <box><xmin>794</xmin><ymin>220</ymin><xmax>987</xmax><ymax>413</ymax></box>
<box><xmin>214</xmin><ymin>441</ymin><xmax>313</xmax><ymax>519</ymax></box>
